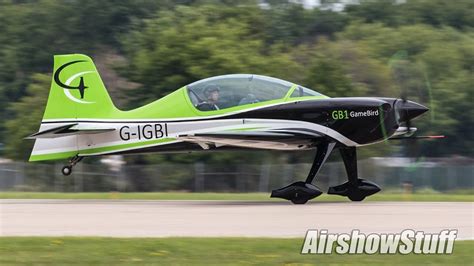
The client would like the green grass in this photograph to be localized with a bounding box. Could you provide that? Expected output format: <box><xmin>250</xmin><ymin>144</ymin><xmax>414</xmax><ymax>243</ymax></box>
<box><xmin>0</xmin><ymin>191</ymin><xmax>472</xmax><ymax>202</ymax></box>
<box><xmin>0</xmin><ymin>237</ymin><xmax>472</xmax><ymax>265</ymax></box>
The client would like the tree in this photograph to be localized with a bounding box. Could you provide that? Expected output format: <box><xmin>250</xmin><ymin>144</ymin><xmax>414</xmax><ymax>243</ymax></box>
<box><xmin>346</xmin><ymin>0</ymin><xmax>474</xmax><ymax>30</ymax></box>
<box><xmin>121</xmin><ymin>5</ymin><xmax>301</xmax><ymax>106</ymax></box>
<box><xmin>4</xmin><ymin>74</ymin><xmax>50</xmax><ymax>160</ymax></box>
<box><xmin>0</xmin><ymin>0</ymin><xmax>165</xmax><ymax>146</ymax></box>
<box><xmin>339</xmin><ymin>22</ymin><xmax>474</xmax><ymax>156</ymax></box>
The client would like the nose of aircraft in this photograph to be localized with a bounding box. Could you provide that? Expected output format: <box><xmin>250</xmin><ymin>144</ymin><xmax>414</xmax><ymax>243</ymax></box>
<box><xmin>397</xmin><ymin>100</ymin><xmax>429</xmax><ymax>122</ymax></box>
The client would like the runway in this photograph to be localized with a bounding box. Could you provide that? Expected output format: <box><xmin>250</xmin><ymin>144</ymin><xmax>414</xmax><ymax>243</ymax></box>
<box><xmin>1</xmin><ymin>200</ymin><xmax>473</xmax><ymax>239</ymax></box>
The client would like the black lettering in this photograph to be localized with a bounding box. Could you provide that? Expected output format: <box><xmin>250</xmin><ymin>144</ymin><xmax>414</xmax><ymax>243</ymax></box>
<box><xmin>155</xmin><ymin>124</ymin><xmax>164</xmax><ymax>138</ymax></box>
<box><xmin>119</xmin><ymin>126</ymin><xmax>130</xmax><ymax>141</ymax></box>
<box><xmin>142</xmin><ymin>124</ymin><xmax>153</xmax><ymax>139</ymax></box>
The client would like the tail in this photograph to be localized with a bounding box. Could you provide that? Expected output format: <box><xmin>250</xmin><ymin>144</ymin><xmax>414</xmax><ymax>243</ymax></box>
<box><xmin>29</xmin><ymin>54</ymin><xmax>118</xmax><ymax>161</ymax></box>
<box><xmin>42</xmin><ymin>54</ymin><xmax>118</xmax><ymax>120</ymax></box>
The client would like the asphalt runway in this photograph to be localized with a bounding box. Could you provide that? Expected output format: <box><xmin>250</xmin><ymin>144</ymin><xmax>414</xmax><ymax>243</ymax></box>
<box><xmin>1</xmin><ymin>200</ymin><xmax>473</xmax><ymax>239</ymax></box>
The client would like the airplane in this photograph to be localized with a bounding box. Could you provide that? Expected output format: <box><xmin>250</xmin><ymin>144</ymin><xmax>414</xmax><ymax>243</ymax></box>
<box><xmin>27</xmin><ymin>54</ymin><xmax>432</xmax><ymax>204</ymax></box>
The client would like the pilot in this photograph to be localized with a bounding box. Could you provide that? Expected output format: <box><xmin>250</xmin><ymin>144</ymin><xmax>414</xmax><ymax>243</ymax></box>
<box><xmin>198</xmin><ymin>84</ymin><xmax>220</xmax><ymax>111</ymax></box>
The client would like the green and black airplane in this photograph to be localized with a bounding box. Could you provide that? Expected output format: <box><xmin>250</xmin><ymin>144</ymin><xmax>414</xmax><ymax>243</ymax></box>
<box><xmin>28</xmin><ymin>54</ymin><xmax>434</xmax><ymax>204</ymax></box>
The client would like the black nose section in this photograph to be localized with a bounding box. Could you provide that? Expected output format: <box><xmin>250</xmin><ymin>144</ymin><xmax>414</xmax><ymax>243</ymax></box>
<box><xmin>398</xmin><ymin>100</ymin><xmax>429</xmax><ymax>122</ymax></box>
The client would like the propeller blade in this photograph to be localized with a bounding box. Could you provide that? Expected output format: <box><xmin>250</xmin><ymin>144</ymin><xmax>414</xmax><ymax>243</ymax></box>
<box><xmin>406</xmin><ymin>112</ymin><xmax>412</xmax><ymax>133</ymax></box>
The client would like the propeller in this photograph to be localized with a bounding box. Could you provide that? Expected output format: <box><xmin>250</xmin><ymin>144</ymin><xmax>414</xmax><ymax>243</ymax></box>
<box><xmin>401</xmin><ymin>95</ymin><xmax>413</xmax><ymax>136</ymax></box>
<box><xmin>388</xmin><ymin>51</ymin><xmax>444</xmax><ymax>158</ymax></box>
<box><xmin>388</xmin><ymin>50</ymin><xmax>445</xmax><ymax>160</ymax></box>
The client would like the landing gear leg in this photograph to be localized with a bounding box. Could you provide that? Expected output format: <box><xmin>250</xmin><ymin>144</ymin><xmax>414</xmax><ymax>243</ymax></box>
<box><xmin>271</xmin><ymin>142</ymin><xmax>336</xmax><ymax>204</ymax></box>
<box><xmin>61</xmin><ymin>155</ymin><xmax>83</xmax><ymax>176</ymax></box>
<box><xmin>327</xmin><ymin>147</ymin><xmax>381</xmax><ymax>201</ymax></box>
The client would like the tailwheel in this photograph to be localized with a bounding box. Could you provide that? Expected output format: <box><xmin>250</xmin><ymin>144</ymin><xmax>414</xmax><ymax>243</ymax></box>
<box><xmin>61</xmin><ymin>166</ymin><xmax>73</xmax><ymax>176</ymax></box>
<box><xmin>61</xmin><ymin>155</ymin><xmax>83</xmax><ymax>176</ymax></box>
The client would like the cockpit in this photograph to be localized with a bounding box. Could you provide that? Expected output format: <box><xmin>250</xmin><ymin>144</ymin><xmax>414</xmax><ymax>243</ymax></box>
<box><xmin>186</xmin><ymin>74</ymin><xmax>324</xmax><ymax>111</ymax></box>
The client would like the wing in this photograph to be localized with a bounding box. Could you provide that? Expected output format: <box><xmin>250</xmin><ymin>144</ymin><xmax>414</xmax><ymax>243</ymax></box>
<box><xmin>177</xmin><ymin>129</ymin><xmax>323</xmax><ymax>150</ymax></box>
<box><xmin>26</xmin><ymin>123</ymin><xmax>115</xmax><ymax>139</ymax></box>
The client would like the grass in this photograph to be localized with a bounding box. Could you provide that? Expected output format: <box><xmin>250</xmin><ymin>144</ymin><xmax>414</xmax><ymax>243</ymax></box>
<box><xmin>0</xmin><ymin>237</ymin><xmax>472</xmax><ymax>265</ymax></box>
<box><xmin>0</xmin><ymin>191</ymin><xmax>472</xmax><ymax>202</ymax></box>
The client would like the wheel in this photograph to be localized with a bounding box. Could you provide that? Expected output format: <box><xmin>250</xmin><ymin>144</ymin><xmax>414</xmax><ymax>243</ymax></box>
<box><xmin>291</xmin><ymin>198</ymin><xmax>309</xmax><ymax>204</ymax></box>
<box><xmin>61</xmin><ymin>166</ymin><xmax>72</xmax><ymax>176</ymax></box>
<box><xmin>348</xmin><ymin>194</ymin><xmax>366</xmax><ymax>202</ymax></box>
<box><xmin>290</xmin><ymin>194</ymin><xmax>309</xmax><ymax>204</ymax></box>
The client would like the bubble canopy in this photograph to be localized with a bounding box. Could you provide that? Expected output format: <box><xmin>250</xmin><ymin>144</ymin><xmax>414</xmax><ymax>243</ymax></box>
<box><xmin>186</xmin><ymin>74</ymin><xmax>324</xmax><ymax>111</ymax></box>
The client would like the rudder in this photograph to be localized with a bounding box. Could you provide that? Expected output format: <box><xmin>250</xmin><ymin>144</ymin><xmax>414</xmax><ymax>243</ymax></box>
<box><xmin>42</xmin><ymin>54</ymin><xmax>118</xmax><ymax>120</ymax></box>
<box><xmin>29</xmin><ymin>54</ymin><xmax>118</xmax><ymax>162</ymax></box>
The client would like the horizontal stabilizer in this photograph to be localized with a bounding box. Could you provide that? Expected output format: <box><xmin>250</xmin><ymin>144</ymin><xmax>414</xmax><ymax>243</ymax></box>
<box><xmin>26</xmin><ymin>123</ymin><xmax>115</xmax><ymax>139</ymax></box>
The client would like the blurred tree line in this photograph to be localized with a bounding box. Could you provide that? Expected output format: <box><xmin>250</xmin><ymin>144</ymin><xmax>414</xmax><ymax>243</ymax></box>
<box><xmin>1</xmin><ymin>0</ymin><xmax>473</xmax><ymax>163</ymax></box>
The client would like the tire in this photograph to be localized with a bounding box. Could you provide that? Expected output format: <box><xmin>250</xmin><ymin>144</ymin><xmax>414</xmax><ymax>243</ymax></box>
<box><xmin>291</xmin><ymin>197</ymin><xmax>309</xmax><ymax>204</ymax></box>
<box><xmin>348</xmin><ymin>194</ymin><xmax>366</xmax><ymax>202</ymax></box>
<box><xmin>61</xmin><ymin>166</ymin><xmax>72</xmax><ymax>176</ymax></box>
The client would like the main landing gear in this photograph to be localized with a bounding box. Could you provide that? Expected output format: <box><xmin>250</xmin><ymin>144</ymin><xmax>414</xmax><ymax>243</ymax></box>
<box><xmin>328</xmin><ymin>147</ymin><xmax>381</xmax><ymax>201</ymax></box>
<box><xmin>271</xmin><ymin>142</ymin><xmax>336</xmax><ymax>204</ymax></box>
<box><xmin>271</xmin><ymin>144</ymin><xmax>381</xmax><ymax>204</ymax></box>
<box><xmin>61</xmin><ymin>155</ymin><xmax>83</xmax><ymax>176</ymax></box>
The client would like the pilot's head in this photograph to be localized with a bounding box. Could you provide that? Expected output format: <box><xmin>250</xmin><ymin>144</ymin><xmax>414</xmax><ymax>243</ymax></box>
<box><xmin>204</xmin><ymin>84</ymin><xmax>220</xmax><ymax>103</ymax></box>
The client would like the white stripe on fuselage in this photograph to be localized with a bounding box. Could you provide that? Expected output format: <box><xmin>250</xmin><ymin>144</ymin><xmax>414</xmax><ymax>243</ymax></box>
<box><xmin>31</xmin><ymin>118</ymin><xmax>361</xmax><ymax>157</ymax></box>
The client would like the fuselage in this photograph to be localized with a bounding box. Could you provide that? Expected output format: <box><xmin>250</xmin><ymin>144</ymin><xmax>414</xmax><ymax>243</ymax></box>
<box><xmin>30</xmin><ymin>68</ymin><xmax>428</xmax><ymax>161</ymax></box>
<box><xmin>31</xmin><ymin>96</ymin><xmax>427</xmax><ymax>160</ymax></box>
